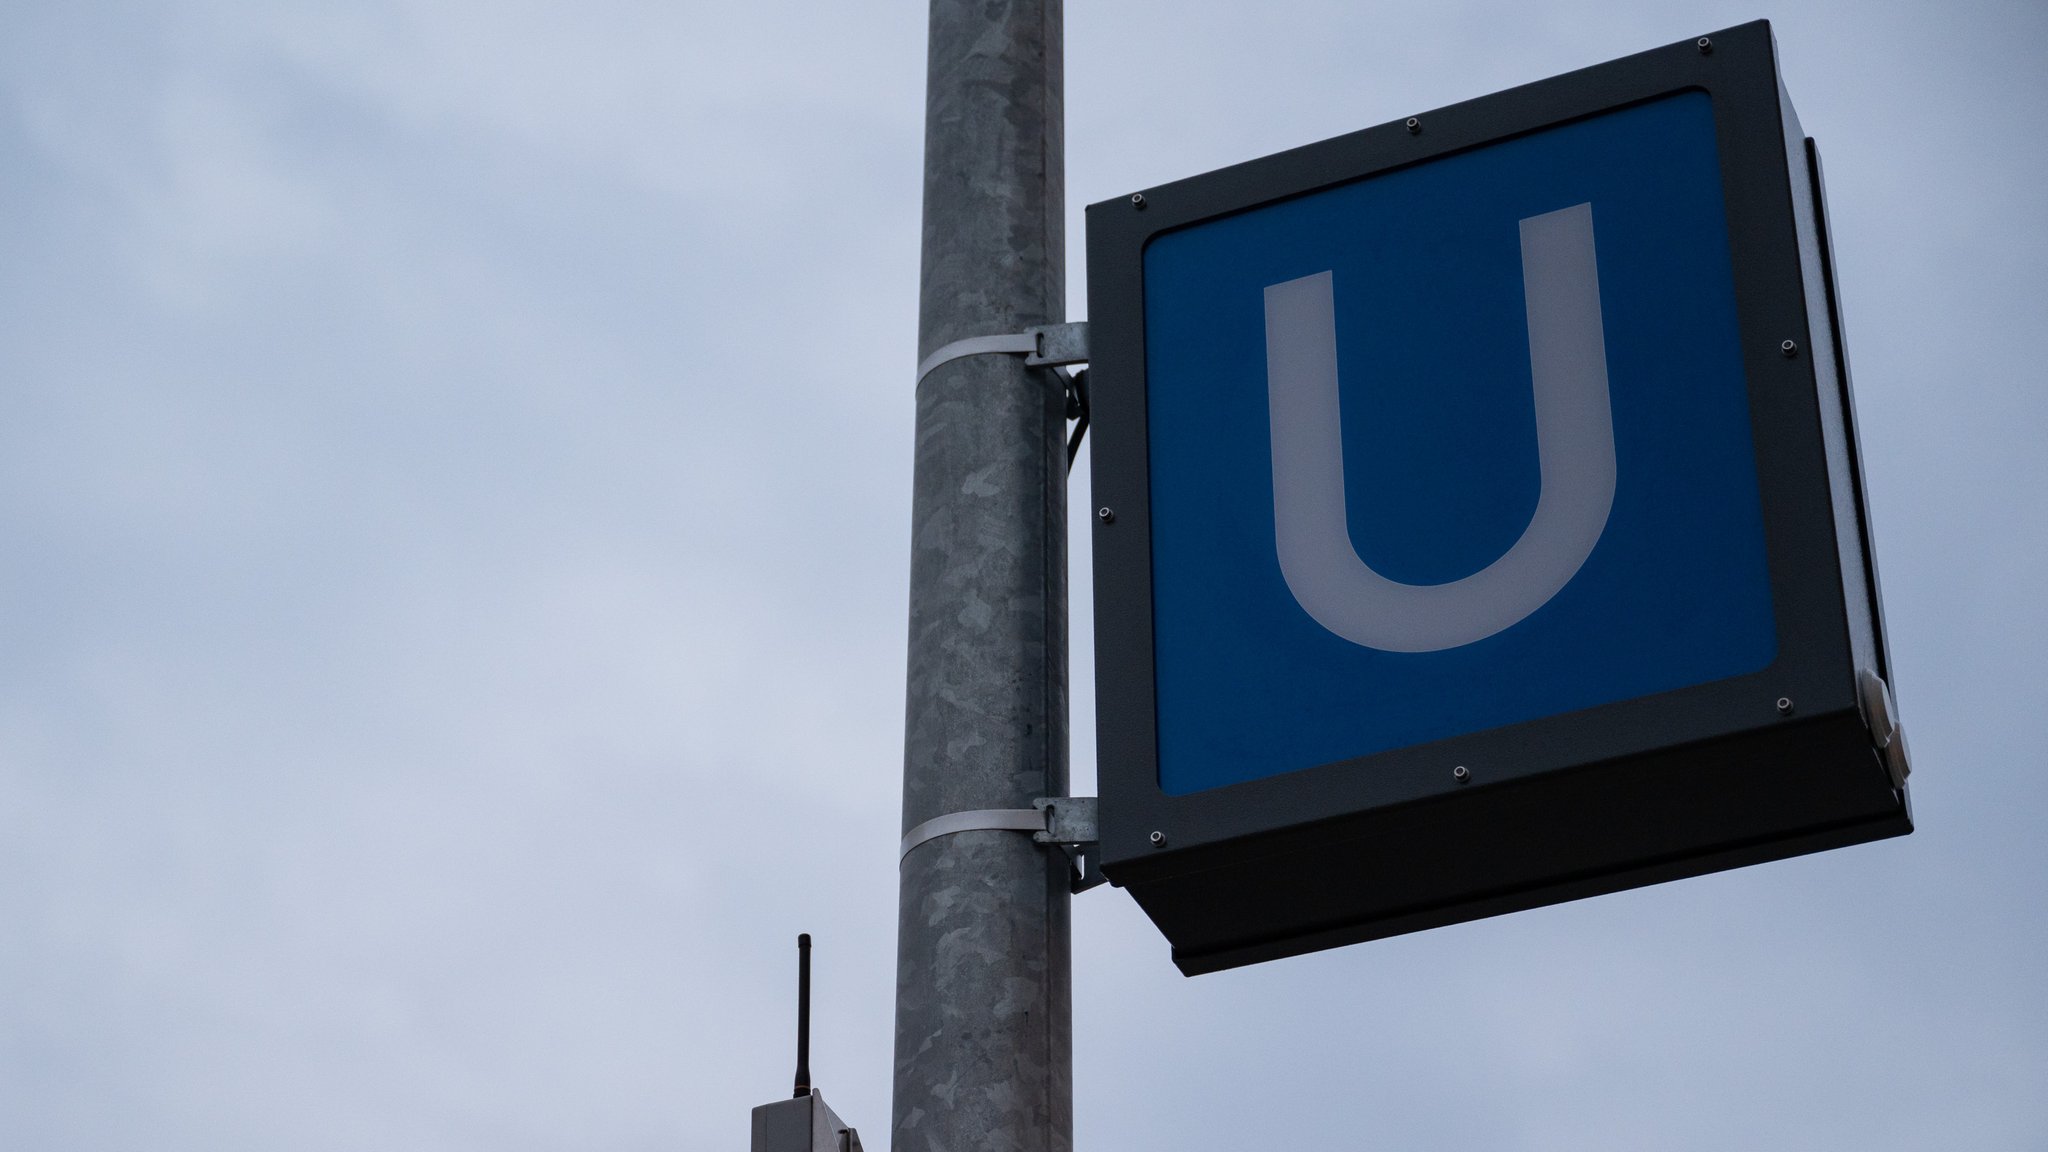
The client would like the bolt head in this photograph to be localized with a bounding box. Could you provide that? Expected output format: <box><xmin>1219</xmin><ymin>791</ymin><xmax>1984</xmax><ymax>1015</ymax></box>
<box><xmin>1776</xmin><ymin>697</ymin><xmax>1795</xmax><ymax>715</ymax></box>
<box><xmin>1097</xmin><ymin>506</ymin><xmax>1116</xmax><ymax>524</ymax></box>
<box><xmin>1697</xmin><ymin>36</ymin><xmax>1714</xmax><ymax>54</ymax></box>
<box><xmin>1148</xmin><ymin>830</ymin><xmax>1166</xmax><ymax>847</ymax></box>
<box><xmin>1130</xmin><ymin>192</ymin><xmax>1146</xmax><ymax>208</ymax></box>
<box><xmin>1781</xmin><ymin>339</ymin><xmax>1799</xmax><ymax>358</ymax></box>
<box><xmin>1452</xmin><ymin>765</ymin><xmax>1471</xmax><ymax>784</ymax></box>
<box><xmin>1405</xmin><ymin>117</ymin><xmax>1421</xmax><ymax>135</ymax></box>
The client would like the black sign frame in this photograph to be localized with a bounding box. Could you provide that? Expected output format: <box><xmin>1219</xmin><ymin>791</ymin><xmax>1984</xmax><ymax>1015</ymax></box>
<box><xmin>1084</xmin><ymin>20</ymin><xmax>1910</xmax><ymax>975</ymax></box>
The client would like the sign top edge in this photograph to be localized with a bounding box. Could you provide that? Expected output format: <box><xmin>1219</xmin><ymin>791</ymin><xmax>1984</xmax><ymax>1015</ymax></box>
<box><xmin>1083</xmin><ymin>19</ymin><xmax>1780</xmax><ymax>223</ymax></box>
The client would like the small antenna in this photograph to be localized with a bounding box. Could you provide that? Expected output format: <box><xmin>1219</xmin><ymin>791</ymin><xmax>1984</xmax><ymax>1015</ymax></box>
<box><xmin>793</xmin><ymin>933</ymin><xmax>812</xmax><ymax>1098</ymax></box>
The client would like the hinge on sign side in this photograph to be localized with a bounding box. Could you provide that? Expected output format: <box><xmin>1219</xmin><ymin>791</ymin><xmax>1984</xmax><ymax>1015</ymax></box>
<box><xmin>1858</xmin><ymin>670</ymin><xmax>1911</xmax><ymax>789</ymax></box>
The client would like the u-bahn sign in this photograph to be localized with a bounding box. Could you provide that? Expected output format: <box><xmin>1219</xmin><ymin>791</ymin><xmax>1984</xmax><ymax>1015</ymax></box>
<box><xmin>1085</xmin><ymin>21</ymin><xmax>1912</xmax><ymax>975</ymax></box>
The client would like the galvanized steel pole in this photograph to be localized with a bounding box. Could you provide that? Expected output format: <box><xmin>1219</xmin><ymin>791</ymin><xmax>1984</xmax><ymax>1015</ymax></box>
<box><xmin>893</xmin><ymin>0</ymin><xmax>1069</xmax><ymax>1148</ymax></box>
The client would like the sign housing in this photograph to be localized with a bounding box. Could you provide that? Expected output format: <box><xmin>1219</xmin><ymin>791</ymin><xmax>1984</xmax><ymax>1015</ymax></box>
<box><xmin>1086</xmin><ymin>21</ymin><xmax>1911</xmax><ymax>975</ymax></box>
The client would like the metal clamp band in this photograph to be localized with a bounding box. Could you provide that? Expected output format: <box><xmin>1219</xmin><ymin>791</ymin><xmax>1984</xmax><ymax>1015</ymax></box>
<box><xmin>897</xmin><ymin>798</ymin><xmax>1105</xmax><ymax>893</ymax></box>
<box><xmin>898</xmin><ymin>808</ymin><xmax>1046</xmax><ymax>862</ymax></box>
<box><xmin>914</xmin><ymin>322</ymin><xmax>1089</xmax><ymax>387</ymax></box>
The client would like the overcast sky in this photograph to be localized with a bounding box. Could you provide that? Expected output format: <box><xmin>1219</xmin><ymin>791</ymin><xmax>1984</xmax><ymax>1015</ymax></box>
<box><xmin>2</xmin><ymin>1</ymin><xmax>2044</xmax><ymax>1148</ymax></box>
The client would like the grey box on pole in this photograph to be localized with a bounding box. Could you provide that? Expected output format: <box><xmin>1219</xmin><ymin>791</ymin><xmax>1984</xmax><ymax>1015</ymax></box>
<box><xmin>751</xmin><ymin>1093</ymin><xmax>863</xmax><ymax>1152</ymax></box>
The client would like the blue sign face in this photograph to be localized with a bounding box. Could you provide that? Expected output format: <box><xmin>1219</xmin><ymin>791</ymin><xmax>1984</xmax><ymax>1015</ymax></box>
<box><xmin>1144</xmin><ymin>91</ymin><xmax>1778</xmax><ymax>796</ymax></box>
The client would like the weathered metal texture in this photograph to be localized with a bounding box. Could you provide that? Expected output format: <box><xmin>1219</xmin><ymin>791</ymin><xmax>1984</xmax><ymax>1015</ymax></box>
<box><xmin>893</xmin><ymin>0</ymin><xmax>1070</xmax><ymax>1149</ymax></box>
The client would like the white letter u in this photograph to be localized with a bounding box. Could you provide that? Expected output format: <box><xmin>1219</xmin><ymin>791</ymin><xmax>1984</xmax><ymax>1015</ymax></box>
<box><xmin>1264</xmin><ymin>201</ymin><xmax>1617</xmax><ymax>653</ymax></box>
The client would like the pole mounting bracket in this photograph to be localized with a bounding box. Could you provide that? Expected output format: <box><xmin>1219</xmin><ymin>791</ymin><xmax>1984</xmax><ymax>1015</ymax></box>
<box><xmin>1034</xmin><ymin>796</ymin><xmax>1107</xmax><ymax>892</ymax></box>
<box><xmin>912</xmin><ymin>322</ymin><xmax>1093</xmax><ymax>470</ymax></box>
<box><xmin>896</xmin><ymin>796</ymin><xmax>1105</xmax><ymax>893</ymax></box>
<box><xmin>913</xmin><ymin>322</ymin><xmax>1090</xmax><ymax>387</ymax></box>
<box><xmin>1024</xmin><ymin>321</ymin><xmax>1090</xmax><ymax>369</ymax></box>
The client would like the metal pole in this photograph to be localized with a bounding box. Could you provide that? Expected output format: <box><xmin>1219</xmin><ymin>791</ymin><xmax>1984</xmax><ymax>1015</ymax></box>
<box><xmin>893</xmin><ymin>0</ymin><xmax>1069</xmax><ymax>1148</ymax></box>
